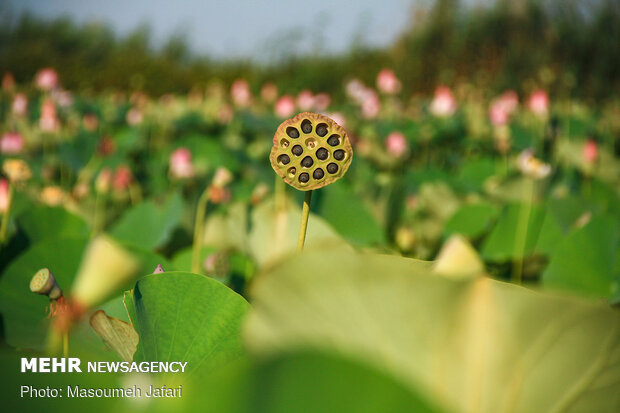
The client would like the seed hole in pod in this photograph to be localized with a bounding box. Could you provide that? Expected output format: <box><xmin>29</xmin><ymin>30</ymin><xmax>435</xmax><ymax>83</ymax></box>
<box><xmin>301</xmin><ymin>119</ymin><xmax>313</xmax><ymax>134</ymax></box>
<box><xmin>292</xmin><ymin>145</ymin><xmax>303</xmax><ymax>156</ymax></box>
<box><xmin>301</xmin><ymin>156</ymin><xmax>314</xmax><ymax>168</ymax></box>
<box><xmin>299</xmin><ymin>172</ymin><xmax>310</xmax><ymax>183</ymax></box>
<box><xmin>287</xmin><ymin>167</ymin><xmax>296</xmax><ymax>176</ymax></box>
<box><xmin>278</xmin><ymin>154</ymin><xmax>290</xmax><ymax>165</ymax></box>
<box><xmin>316</xmin><ymin>147</ymin><xmax>329</xmax><ymax>160</ymax></box>
<box><xmin>333</xmin><ymin>149</ymin><xmax>345</xmax><ymax>161</ymax></box>
<box><xmin>305</xmin><ymin>137</ymin><xmax>317</xmax><ymax>149</ymax></box>
<box><xmin>316</xmin><ymin>123</ymin><xmax>328</xmax><ymax>137</ymax></box>
<box><xmin>327</xmin><ymin>163</ymin><xmax>339</xmax><ymax>174</ymax></box>
<box><xmin>280</xmin><ymin>139</ymin><xmax>290</xmax><ymax>148</ymax></box>
<box><xmin>313</xmin><ymin>168</ymin><xmax>324</xmax><ymax>179</ymax></box>
<box><xmin>327</xmin><ymin>134</ymin><xmax>340</xmax><ymax>146</ymax></box>
<box><xmin>287</xmin><ymin>127</ymin><xmax>300</xmax><ymax>139</ymax></box>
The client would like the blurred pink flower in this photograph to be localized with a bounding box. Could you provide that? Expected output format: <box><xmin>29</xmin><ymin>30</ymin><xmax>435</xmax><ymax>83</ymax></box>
<box><xmin>52</xmin><ymin>90</ymin><xmax>73</xmax><ymax>107</ymax></box>
<box><xmin>218</xmin><ymin>104</ymin><xmax>234</xmax><ymax>124</ymax></box>
<box><xmin>126</xmin><ymin>108</ymin><xmax>143</xmax><ymax>126</ymax></box>
<box><xmin>83</xmin><ymin>113</ymin><xmax>98</xmax><ymax>131</ymax></box>
<box><xmin>274</xmin><ymin>95</ymin><xmax>295</xmax><ymax>118</ymax></box>
<box><xmin>430</xmin><ymin>86</ymin><xmax>457</xmax><ymax>118</ymax></box>
<box><xmin>208</xmin><ymin>186</ymin><xmax>231</xmax><ymax>204</ymax></box>
<box><xmin>583</xmin><ymin>139</ymin><xmax>598</xmax><ymax>164</ymax></box>
<box><xmin>39</xmin><ymin>99</ymin><xmax>59</xmax><ymax>132</ymax></box>
<box><xmin>296</xmin><ymin>90</ymin><xmax>315</xmax><ymax>111</ymax></box>
<box><xmin>528</xmin><ymin>89</ymin><xmax>549</xmax><ymax>116</ymax></box>
<box><xmin>345</xmin><ymin>79</ymin><xmax>367</xmax><ymax>104</ymax></box>
<box><xmin>313</xmin><ymin>93</ymin><xmax>331</xmax><ymax>111</ymax></box>
<box><xmin>231</xmin><ymin>79</ymin><xmax>251</xmax><ymax>107</ymax></box>
<box><xmin>376</xmin><ymin>69</ymin><xmax>401</xmax><ymax>94</ymax></box>
<box><xmin>170</xmin><ymin>147</ymin><xmax>195</xmax><ymax>179</ymax></box>
<box><xmin>386</xmin><ymin>132</ymin><xmax>408</xmax><ymax>158</ymax></box>
<box><xmin>12</xmin><ymin>94</ymin><xmax>28</xmax><ymax>116</ymax></box>
<box><xmin>327</xmin><ymin>112</ymin><xmax>346</xmax><ymax>128</ymax></box>
<box><xmin>498</xmin><ymin>90</ymin><xmax>519</xmax><ymax>113</ymax></box>
<box><xmin>0</xmin><ymin>132</ymin><xmax>24</xmax><ymax>154</ymax></box>
<box><xmin>0</xmin><ymin>178</ymin><xmax>10</xmax><ymax>213</ymax></box>
<box><xmin>261</xmin><ymin>82</ymin><xmax>278</xmax><ymax>103</ymax></box>
<box><xmin>489</xmin><ymin>100</ymin><xmax>510</xmax><ymax>126</ymax></box>
<box><xmin>35</xmin><ymin>68</ymin><xmax>58</xmax><ymax>91</ymax></box>
<box><xmin>113</xmin><ymin>166</ymin><xmax>132</xmax><ymax>191</ymax></box>
<box><xmin>2</xmin><ymin>73</ymin><xmax>15</xmax><ymax>91</ymax></box>
<box><xmin>361</xmin><ymin>91</ymin><xmax>380</xmax><ymax>119</ymax></box>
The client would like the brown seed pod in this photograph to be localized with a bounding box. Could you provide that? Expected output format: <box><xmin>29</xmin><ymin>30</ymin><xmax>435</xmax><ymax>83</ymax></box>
<box><xmin>270</xmin><ymin>112</ymin><xmax>353</xmax><ymax>191</ymax></box>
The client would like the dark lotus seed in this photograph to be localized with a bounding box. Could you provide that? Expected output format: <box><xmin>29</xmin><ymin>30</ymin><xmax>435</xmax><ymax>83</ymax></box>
<box><xmin>299</xmin><ymin>172</ymin><xmax>310</xmax><ymax>183</ymax></box>
<box><xmin>292</xmin><ymin>145</ymin><xmax>303</xmax><ymax>156</ymax></box>
<box><xmin>313</xmin><ymin>168</ymin><xmax>324</xmax><ymax>179</ymax></box>
<box><xmin>327</xmin><ymin>135</ymin><xmax>340</xmax><ymax>146</ymax></box>
<box><xmin>278</xmin><ymin>154</ymin><xmax>290</xmax><ymax>165</ymax></box>
<box><xmin>327</xmin><ymin>163</ymin><xmax>339</xmax><ymax>174</ymax></box>
<box><xmin>287</xmin><ymin>127</ymin><xmax>300</xmax><ymax>139</ymax></box>
<box><xmin>333</xmin><ymin>149</ymin><xmax>345</xmax><ymax>161</ymax></box>
<box><xmin>301</xmin><ymin>120</ymin><xmax>312</xmax><ymax>134</ymax></box>
<box><xmin>301</xmin><ymin>156</ymin><xmax>314</xmax><ymax>168</ymax></box>
<box><xmin>316</xmin><ymin>123</ymin><xmax>328</xmax><ymax>137</ymax></box>
<box><xmin>316</xmin><ymin>147</ymin><xmax>328</xmax><ymax>160</ymax></box>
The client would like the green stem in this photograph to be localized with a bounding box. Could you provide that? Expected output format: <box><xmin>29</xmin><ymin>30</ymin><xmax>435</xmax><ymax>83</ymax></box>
<box><xmin>512</xmin><ymin>178</ymin><xmax>535</xmax><ymax>284</ymax></box>
<box><xmin>0</xmin><ymin>182</ymin><xmax>14</xmax><ymax>245</ymax></box>
<box><xmin>192</xmin><ymin>187</ymin><xmax>210</xmax><ymax>273</ymax></box>
<box><xmin>296</xmin><ymin>190</ymin><xmax>312</xmax><ymax>252</ymax></box>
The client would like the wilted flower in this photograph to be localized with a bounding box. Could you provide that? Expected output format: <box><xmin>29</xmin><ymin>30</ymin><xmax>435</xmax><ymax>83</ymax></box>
<box><xmin>73</xmin><ymin>181</ymin><xmax>90</xmax><ymax>200</ymax></box>
<box><xmin>40</xmin><ymin>186</ymin><xmax>66</xmax><ymax>206</ymax></box>
<box><xmin>385</xmin><ymin>132</ymin><xmax>408</xmax><ymax>158</ymax></box>
<box><xmin>113</xmin><ymin>166</ymin><xmax>132</xmax><ymax>191</ymax></box>
<box><xmin>95</xmin><ymin>168</ymin><xmax>112</xmax><ymax>194</ymax></box>
<box><xmin>231</xmin><ymin>79</ymin><xmax>251</xmax><ymax>107</ymax></box>
<box><xmin>517</xmin><ymin>149</ymin><xmax>551</xmax><ymax>179</ymax></box>
<box><xmin>2</xmin><ymin>159</ymin><xmax>32</xmax><ymax>182</ymax></box>
<box><xmin>274</xmin><ymin>95</ymin><xmax>295</xmax><ymax>118</ymax></box>
<box><xmin>582</xmin><ymin>139</ymin><xmax>598</xmax><ymax>164</ymax></box>
<box><xmin>208</xmin><ymin>186</ymin><xmax>231</xmax><ymax>204</ymax></box>
<box><xmin>12</xmin><ymin>93</ymin><xmax>28</xmax><ymax>116</ymax></box>
<box><xmin>39</xmin><ymin>99</ymin><xmax>59</xmax><ymax>132</ymax></box>
<box><xmin>97</xmin><ymin>136</ymin><xmax>116</xmax><ymax>157</ymax></box>
<box><xmin>528</xmin><ymin>89</ymin><xmax>549</xmax><ymax>117</ymax></box>
<box><xmin>35</xmin><ymin>68</ymin><xmax>59</xmax><ymax>91</ymax></box>
<box><xmin>430</xmin><ymin>86</ymin><xmax>457</xmax><ymax>118</ymax></box>
<box><xmin>126</xmin><ymin>108</ymin><xmax>143</xmax><ymax>126</ymax></box>
<box><xmin>376</xmin><ymin>69</ymin><xmax>401</xmax><ymax>95</ymax></box>
<box><xmin>261</xmin><ymin>82</ymin><xmax>278</xmax><ymax>103</ymax></box>
<box><xmin>2</xmin><ymin>72</ymin><xmax>15</xmax><ymax>91</ymax></box>
<box><xmin>0</xmin><ymin>132</ymin><xmax>24</xmax><ymax>154</ymax></box>
<box><xmin>169</xmin><ymin>147</ymin><xmax>195</xmax><ymax>179</ymax></box>
<box><xmin>0</xmin><ymin>178</ymin><xmax>10</xmax><ymax>213</ymax></box>
<box><xmin>313</xmin><ymin>93</ymin><xmax>331</xmax><ymax>111</ymax></box>
<box><xmin>296</xmin><ymin>90</ymin><xmax>315</xmax><ymax>111</ymax></box>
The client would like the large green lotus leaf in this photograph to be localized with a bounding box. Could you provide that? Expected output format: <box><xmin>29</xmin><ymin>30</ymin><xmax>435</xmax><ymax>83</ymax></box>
<box><xmin>481</xmin><ymin>203</ymin><xmax>545</xmax><ymax>261</ymax></box>
<box><xmin>125</xmin><ymin>272</ymin><xmax>249</xmax><ymax>376</ymax></box>
<box><xmin>245</xmin><ymin>248</ymin><xmax>620</xmax><ymax>413</ymax></box>
<box><xmin>542</xmin><ymin>214</ymin><xmax>619</xmax><ymax>298</ymax></box>
<box><xmin>16</xmin><ymin>206</ymin><xmax>89</xmax><ymax>242</ymax></box>
<box><xmin>111</xmin><ymin>191</ymin><xmax>183</xmax><ymax>250</ymax></box>
<box><xmin>535</xmin><ymin>196</ymin><xmax>588</xmax><ymax>256</ymax></box>
<box><xmin>162</xmin><ymin>351</ymin><xmax>445</xmax><ymax>413</ymax></box>
<box><xmin>457</xmin><ymin>158</ymin><xmax>496</xmax><ymax>192</ymax></box>
<box><xmin>0</xmin><ymin>237</ymin><xmax>173</xmax><ymax>350</ymax></box>
<box><xmin>444</xmin><ymin>202</ymin><xmax>499</xmax><ymax>239</ymax></box>
<box><xmin>313</xmin><ymin>183</ymin><xmax>385</xmax><ymax>246</ymax></box>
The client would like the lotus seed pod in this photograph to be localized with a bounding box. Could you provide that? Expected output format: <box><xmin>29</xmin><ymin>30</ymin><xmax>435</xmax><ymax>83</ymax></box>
<box><xmin>30</xmin><ymin>268</ymin><xmax>63</xmax><ymax>300</ymax></box>
<box><xmin>270</xmin><ymin>112</ymin><xmax>353</xmax><ymax>191</ymax></box>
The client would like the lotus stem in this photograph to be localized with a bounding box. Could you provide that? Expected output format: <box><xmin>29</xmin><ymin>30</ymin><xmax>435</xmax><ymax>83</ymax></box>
<box><xmin>297</xmin><ymin>190</ymin><xmax>312</xmax><ymax>252</ymax></box>
<box><xmin>0</xmin><ymin>182</ymin><xmax>13</xmax><ymax>245</ymax></box>
<box><xmin>192</xmin><ymin>187</ymin><xmax>210</xmax><ymax>273</ymax></box>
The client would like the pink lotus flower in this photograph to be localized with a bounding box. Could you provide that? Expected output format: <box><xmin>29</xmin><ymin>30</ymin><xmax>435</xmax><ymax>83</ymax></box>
<box><xmin>345</xmin><ymin>79</ymin><xmax>367</xmax><ymax>104</ymax></box>
<box><xmin>361</xmin><ymin>91</ymin><xmax>380</xmax><ymax>119</ymax></box>
<box><xmin>386</xmin><ymin>132</ymin><xmax>408</xmax><ymax>158</ymax></box>
<box><xmin>169</xmin><ymin>148</ymin><xmax>195</xmax><ymax>179</ymax></box>
<box><xmin>498</xmin><ymin>90</ymin><xmax>519</xmax><ymax>113</ymax></box>
<box><xmin>126</xmin><ymin>108</ymin><xmax>143</xmax><ymax>126</ymax></box>
<box><xmin>0</xmin><ymin>178</ymin><xmax>10</xmax><ymax>213</ymax></box>
<box><xmin>274</xmin><ymin>95</ymin><xmax>295</xmax><ymax>118</ymax></box>
<box><xmin>583</xmin><ymin>139</ymin><xmax>598</xmax><ymax>164</ymax></box>
<box><xmin>326</xmin><ymin>112</ymin><xmax>346</xmax><ymax>128</ymax></box>
<box><xmin>489</xmin><ymin>100</ymin><xmax>510</xmax><ymax>126</ymax></box>
<box><xmin>12</xmin><ymin>94</ymin><xmax>28</xmax><ymax>116</ymax></box>
<box><xmin>296</xmin><ymin>90</ymin><xmax>315</xmax><ymax>111</ymax></box>
<box><xmin>261</xmin><ymin>82</ymin><xmax>278</xmax><ymax>103</ymax></box>
<box><xmin>528</xmin><ymin>89</ymin><xmax>549</xmax><ymax>117</ymax></box>
<box><xmin>376</xmin><ymin>69</ymin><xmax>401</xmax><ymax>94</ymax></box>
<box><xmin>2</xmin><ymin>72</ymin><xmax>15</xmax><ymax>91</ymax></box>
<box><xmin>430</xmin><ymin>86</ymin><xmax>457</xmax><ymax>118</ymax></box>
<box><xmin>39</xmin><ymin>99</ymin><xmax>59</xmax><ymax>132</ymax></box>
<box><xmin>0</xmin><ymin>132</ymin><xmax>24</xmax><ymax>154</ymax></box>
<box><xmin>35</xmin><ymin>68</ymin><xmax>59</xmax><ymax>91</ymax></box>
<box><xmin>113</xmin><ymin>166</ymin><xmax>132</xmax><ymax>191</ymax></box>
<box><xmin>231</xmin><ymin>79</ymin><xmax>251</xmax><ymax>107</ymax></box>
<box><xmin>313</xmin><ymin>93</ymin><xmax>331</xmax><ymax>111</ymax></box>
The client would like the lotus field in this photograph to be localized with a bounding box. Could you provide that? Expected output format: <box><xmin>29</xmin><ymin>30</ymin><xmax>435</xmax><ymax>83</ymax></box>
<box><xmin>0</xmin><ymin>67</ymin><xmax>619</xmax><ymax>412</ymax></box>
